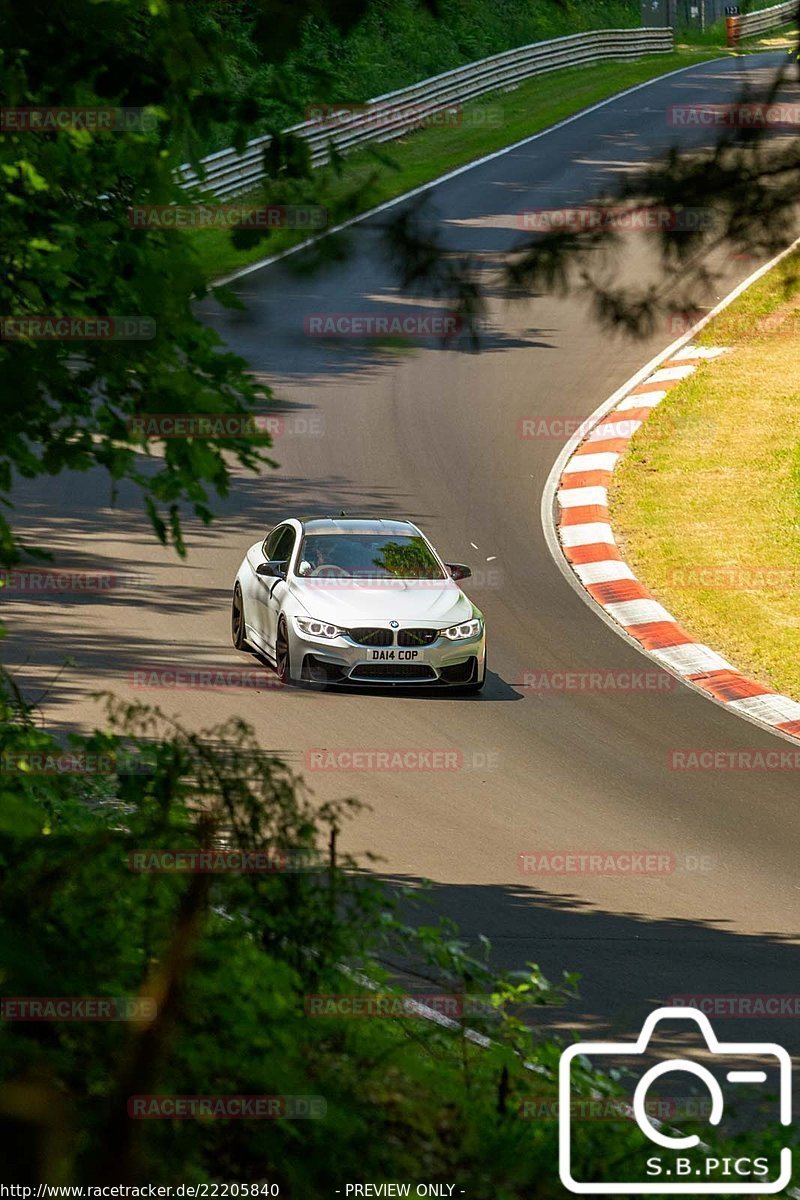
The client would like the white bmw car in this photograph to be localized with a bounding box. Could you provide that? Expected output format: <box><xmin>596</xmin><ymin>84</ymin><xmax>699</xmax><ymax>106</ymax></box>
<box><xmin>231</xmin><ymin>516</ymin><xmax>486</xmax><ymax>691</ymax></box>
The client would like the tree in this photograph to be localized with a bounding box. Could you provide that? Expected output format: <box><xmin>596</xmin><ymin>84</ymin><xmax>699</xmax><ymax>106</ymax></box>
<box><xmin>0</xmin><ymin>0</ymin><xmax>280</xmax><ymax>569</ymax></box>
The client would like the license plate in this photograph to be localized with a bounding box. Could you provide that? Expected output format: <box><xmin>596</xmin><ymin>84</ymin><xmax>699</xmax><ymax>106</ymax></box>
<box><xmin>368</xmin><ymin>648</ymin><xmax>422</xmax><ymax>661</ymax></box>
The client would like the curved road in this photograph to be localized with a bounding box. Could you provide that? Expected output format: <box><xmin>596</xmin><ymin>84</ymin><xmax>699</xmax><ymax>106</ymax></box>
<box><xmin>7</xmin><ymin>52</ymin><xmax>800</xmax><ymax>1054</ymax></box>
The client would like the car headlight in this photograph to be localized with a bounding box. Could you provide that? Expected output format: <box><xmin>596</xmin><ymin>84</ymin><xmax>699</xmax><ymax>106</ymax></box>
<box><xmin>438</xmin><ymin>618</ymin><xmax>483</xmax><ymax>641</ymax></box>
<box><xmin>294</xmin><ymin>616</ymin><xmax>344</xmax><ymax>639</ymax></box>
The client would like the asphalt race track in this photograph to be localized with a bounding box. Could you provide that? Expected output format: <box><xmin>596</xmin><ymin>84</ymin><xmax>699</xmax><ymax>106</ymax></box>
<box><xmin>6</xmin><ymin>52</ymin><xmax>800</xmax><ymax>1062</ymax></box>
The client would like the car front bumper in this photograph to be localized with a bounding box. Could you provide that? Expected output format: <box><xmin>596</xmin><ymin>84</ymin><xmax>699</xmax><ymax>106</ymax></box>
<box><xmin>289</xmin><ymin>624</ymin><xmax>486</xmax><ymax>686</ymax></box>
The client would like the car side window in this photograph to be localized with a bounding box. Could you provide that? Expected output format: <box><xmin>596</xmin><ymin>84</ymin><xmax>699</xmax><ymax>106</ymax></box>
<box><xmin>269</xmin><ymin>525</ymin><xmax>296</xmax><ymax>567</ymax></box>
<box><xmin>263</xmin><ymin>525</ymin><xmax>287</xmax><ymax>560</ymax></box>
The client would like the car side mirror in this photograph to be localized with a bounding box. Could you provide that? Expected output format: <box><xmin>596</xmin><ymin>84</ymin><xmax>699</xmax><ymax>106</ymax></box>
<box><xmin>296</xmin><ymin>560</ymin><xmax>313</xmax><ymax>577</ymax></box>
<box><xmin>446</xmin><ymin>562</ymin><xmax>472</xmax><ymax>581</ymax></box>
<box><xmin>257</xmin><ymin>559</ymin><xmax>287</xmax><ymax>580</ymax></box>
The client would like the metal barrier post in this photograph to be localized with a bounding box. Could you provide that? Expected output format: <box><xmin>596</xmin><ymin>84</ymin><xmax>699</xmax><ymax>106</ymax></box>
<box><xmin>725</xmin><ymin>5</ymin><xmax>741</xmax><ymax>43</ymax></box>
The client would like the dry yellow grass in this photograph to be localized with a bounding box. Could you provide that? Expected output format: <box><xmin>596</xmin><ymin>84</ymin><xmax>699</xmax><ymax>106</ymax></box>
<box><xmin>610</xmin><ymin>252</ymin><xmax>800</xmax><ymax>697</ymax></box>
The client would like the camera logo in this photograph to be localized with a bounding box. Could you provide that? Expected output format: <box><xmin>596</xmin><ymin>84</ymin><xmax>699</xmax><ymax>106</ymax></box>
<box><xmin>559</xmin><ymin>1006</ymin><xmax>792</xmax><ymax>1193</ymax></box>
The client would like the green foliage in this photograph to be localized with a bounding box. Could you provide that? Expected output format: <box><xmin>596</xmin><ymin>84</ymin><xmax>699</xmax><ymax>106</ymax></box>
<box><xmin>371</xmin><ymin>538</ymin><xmax>443</xmax><ymax>577</ymax></box>
<box><xmin>0</xmin><ymin>0</ymin><xmax>279</xmax><ymax>569</ymax></box>
<box><xmin>316</xmin><ymin>0</ymin><xmax>638</xmax><ymax>101</ymax></box>
<box><xmin>195</xmin><ymin>0</ymin><xmax>639</xmax><ymax>151</ymax></box>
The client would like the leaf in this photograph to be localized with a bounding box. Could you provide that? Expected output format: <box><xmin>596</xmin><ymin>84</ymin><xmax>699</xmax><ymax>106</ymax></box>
<box><xmin>0</xmin><ymin>792</ymin><xmax>43</xmax><ymax>836</ymax></box>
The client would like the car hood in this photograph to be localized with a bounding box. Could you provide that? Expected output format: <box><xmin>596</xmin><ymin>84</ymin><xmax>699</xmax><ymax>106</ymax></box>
<box><xmin>290</xmin><ymin>578</ymin><xmax>476</xmax><ymax>626</ymax></box>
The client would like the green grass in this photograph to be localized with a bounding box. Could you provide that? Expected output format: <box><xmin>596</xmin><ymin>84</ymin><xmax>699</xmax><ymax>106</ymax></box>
<box><xmin>189</xmin><ymin>47</ymin><xmax>732</xmax><ymax>282</ymax></box>
<box><xmin>611</xmin><ymin>251</ymin><xmax>800</xmax><ymax>699</ymax></box>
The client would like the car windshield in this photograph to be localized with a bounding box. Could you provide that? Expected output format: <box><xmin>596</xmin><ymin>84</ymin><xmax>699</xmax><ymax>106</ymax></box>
<box><xmin>298</xmin><ymin>533</ymin><xmax>446</xmax><ymax>580</ymax></box>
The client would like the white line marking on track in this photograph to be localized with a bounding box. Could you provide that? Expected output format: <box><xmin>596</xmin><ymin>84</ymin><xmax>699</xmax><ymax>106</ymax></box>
<box><xmin>557</xmin><ymin>486</ymin><xmax>608</xmax><ymax>507</ymax></box>
<box><xmin>649</xmin><ymin>644</ymin><xmax>734</xmax><ymax>675</ymax></box>
<box><xmin>727</xmin><ymin>694</ymin><xmax>800</xmax><ymax>722</ymax></box>
<box><xmin>559</xmin><ymin>522</ymin><xmax>616</xmax><ymax>548</ymax></box>
<box><xmin>648</xmin><ymin>364</ymin><xmax>696</xmax><ymax>382</ymax></box>
<box><xmin>573</xmin><ymin>561</ymin><xmax>636</xmax><ymax>585</ymax></box>
<box><xmin>617</xmin><ymin>390</ymin><xmax>667</xmax><ymax>409</ymax></box>
<box><xmin>603</xmin><ymin>599</ymin><xmax>672</xmax><ymax>625</ymax></box>
<box><xmin>561</xmin><ymin>451</ymin><xmax>620</xmax><ymax>474</ymax></box>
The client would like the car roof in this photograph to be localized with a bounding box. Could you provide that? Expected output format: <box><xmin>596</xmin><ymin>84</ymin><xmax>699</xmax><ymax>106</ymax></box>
<box><xmin>299</xmin><ymin>517</ymin><xmax>421</xmax><ymax>536</ymax></box>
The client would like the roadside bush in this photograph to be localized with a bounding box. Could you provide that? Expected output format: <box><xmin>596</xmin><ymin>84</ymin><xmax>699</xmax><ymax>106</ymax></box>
<box><xmin>198</xmin><ymin>0</ymin><xmax>639</xmax><ymax>151</ymax></box>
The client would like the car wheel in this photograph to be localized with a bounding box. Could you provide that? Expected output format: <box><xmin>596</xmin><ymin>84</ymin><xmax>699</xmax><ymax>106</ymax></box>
<box><xmin>231</xmin><ymin>583</ymin><xmax>248</xmax><ymax>651</ymax></box>
<box><xmin>275</xmin><ymin>616</ymin><xmax>292</xmax><ymax>685</ymax></box>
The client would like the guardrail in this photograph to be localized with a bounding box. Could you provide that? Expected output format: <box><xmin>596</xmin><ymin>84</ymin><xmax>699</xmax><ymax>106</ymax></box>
<box><xmin>732</xmin><ymin>0</ymin><xmax>796</xmax><ymax>39</ymax></box>
<box><xmin>178</xmin><ymin>27</ymin><xmax>674</xmax><ymax>199</ymax></box>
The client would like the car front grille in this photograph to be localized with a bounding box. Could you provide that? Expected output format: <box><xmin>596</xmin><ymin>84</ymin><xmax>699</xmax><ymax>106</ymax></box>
<box><xmin>347</xmin><ymin>627</ymin><xmax>393</xmax><ymax>646</ymax></box>
<box><xmin>350</xmin><ymin>664</ymin><xmax>437</xmax><ymax>681</ymax></box>
<box><xmin>397</xmin><ymin>628</ymin><xmax>438</xmax><ymax>647</ymax></box>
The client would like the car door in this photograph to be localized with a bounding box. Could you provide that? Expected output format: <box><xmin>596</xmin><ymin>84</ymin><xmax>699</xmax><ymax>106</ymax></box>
<box><xmin>254</xmin><ymin>524</ymin><xmax>296</xmax><ymax>656</ymax></box>
<box><xmin>241</xmin><ymin>527</ymin><xmax>279</xmax><ymax>650</ymax></box>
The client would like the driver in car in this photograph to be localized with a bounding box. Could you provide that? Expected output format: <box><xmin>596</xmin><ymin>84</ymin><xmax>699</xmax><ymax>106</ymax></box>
<box><xmin>304</xmin><ymin>539</ymin><xmax>348</xmax><ymax>576</ymax></box>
